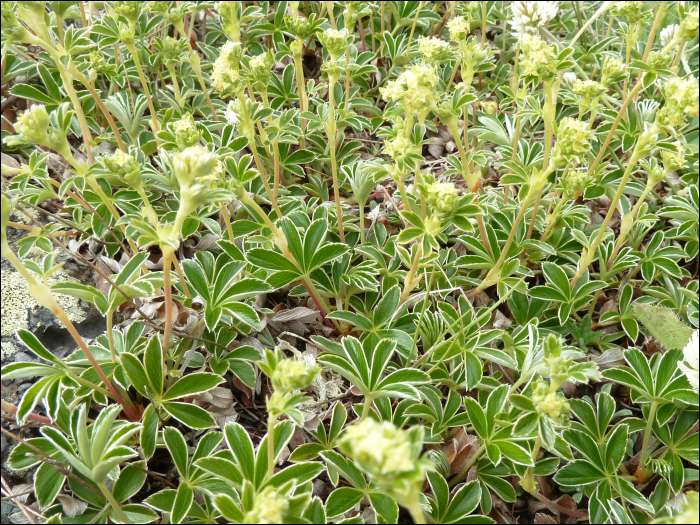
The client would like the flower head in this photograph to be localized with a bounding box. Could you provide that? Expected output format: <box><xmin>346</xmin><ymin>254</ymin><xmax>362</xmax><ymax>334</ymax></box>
<box><xmin>601</xmin><ymin>55</ymin><xmax>627</xmax><ymax>86</ymax></box>
<box><xmin>243</xmin><ymin>485</ymin><xmax>289</xmax><ymax>524</ymax></box>
<box><xmin>248</xmin><ymin>50</ymin><xmax>275</xmax><ymax>87</ymax></box>
<box><xmin>660</xmin><ymin>24</ymin><xmax>678</xmax><ymax>47</ymax></box>
<box><xmin>612</xmin><ymin>2</ymin><xmax>647</xmax><ymax>24</ymax></box>
<box><xmin>573</xmin><ymin>79</ymin><xmax>606</xmax><ymax>101</ymax></box>
<box><xmin>447</xmin><ymin>16</ymin><xmax>470</xmax><ymax>41</ymax></box>
<box><xmin>552</xmin><ymin>117</ymin><xmax>593</xmax><ymax>166</ymax></box>
<box><xmin>380</xmin><ymin>63</ymin><xmax>440</xmax><ymax>122</ymax></box>
<box><xmin>678</xmin><ymin>331</ymin><xmax>699</xmax><ymax>390</ymax></box>
<box><xmin>678</xmin><ymin>7</ymin><xmax>699</xmax><ymax>43</ymax></box>
<box><xmin>660</xmin><ymin>142</ymin><xmax>687</xmax><ymax>174</ymax></box>
<box><xmin>563</xmin><ymin>168</ymin><xmax>589</xmax><ymax>196</ymax></box>
<box><xmin>158</xmin><ymin>36</ymin><xmax>187</xmax><ymax>66</ymax></box>
<box><xmin>418</xmin><ymin>36</ymin><xmax>453</xmax><ymax>65</ymax></box>
<box><xmin>339</xmin><ymin>419</ymin><xmax>432</xmax><ymax>505</ymax></box>
<box><xmin>144</xmin><ymin>1</ymin><xmax>169</xmax><ymax>15</ymax></box>
<box><xmin>104</xmin><ymin>150</ymin><xmax>143</xmax><ymax>188</ymax></box>
<box><xmin>112</xmin><ymin>0</ymin><xmax>141</xmax><ymax>23</ymax></box>
<box><xmin>12</xmin><ymin>104</ymin><xmax>50</xmax><ymax>145</ymax></box>
<box><xmin>172</xmin><ymin>113</ymin><xmax>202</xmax><ymax>150</ymax></box>
<box><xmin>424</xmin><ymin>180</ymin><xmax>459</xmax><ymax>218</ymax></box>
<box><xmin>212</xmin><ymin>41</ymin><xmax>243</xmax><ymax>97</ymax></box>
<box><xmin>519</xmin><ymin>33</ymin><xmax>559</xmax><ymax>82</ymax></box>
<box><xmin>318</xmin><ymin>28</ymin><xmax>351</xmax><ymax>60</ymax></box>
<box><xmin>531</xmin><ymin>380</ymin><xmax>571</xmax><ymax>424</ymax></box>
<box><xmin>285</xmin><ymin>15</ymin><xmax>313</xmax><ymax>40</ymax></box>
<box><xmin>510</xmin><ymin>1</ymin><xmax>559</xmax><ymax>37</ymax></box>
<box><xmin>172</xmin><ymin>146</ymin><xmax>217</xmax><ymax>193</ymax></box>
<box><xmin>271</xmin><ymin>358</ymin><xmax>320</xmax><ymax>394</ymax></box>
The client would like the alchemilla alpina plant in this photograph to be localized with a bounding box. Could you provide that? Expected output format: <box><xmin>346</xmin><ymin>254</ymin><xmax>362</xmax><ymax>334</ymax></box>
<box><xmin>0</xmin><ymin>2</ymin><xmax>698</xmax><ymax>524</ymax></box>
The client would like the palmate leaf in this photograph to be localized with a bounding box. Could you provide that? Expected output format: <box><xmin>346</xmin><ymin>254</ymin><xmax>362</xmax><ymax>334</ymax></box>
<box><xmin>316</xmin><ymin>336</ymin><xmax>430</xmax><ymax>401</ymax></box>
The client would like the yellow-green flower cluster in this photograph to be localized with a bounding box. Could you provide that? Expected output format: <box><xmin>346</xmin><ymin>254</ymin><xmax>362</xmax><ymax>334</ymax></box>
<box><xmin>104</xmin><ymin>150</ymin><xmax>143</xmax><ymax>189</ymax></box>
<box><xmin>663</xmin><ymin>76</ymin><xmax>700</xmax><ymax>119</ymax></box>
<box><xmin>647</xmin><ymin>51</ymin><xmax>672</xmax><ymax>70</ymax></box>
<box><xmin>212</xmin><ymin>41</ymin><xmax>243</xmax><ymax>97</ymax></box>
<box><xmin>144</xmin><ymin>1</ymin><xmax>169</xmax><ymax>15</ymax></box>
<box><xmin>601</xmin><ymin>56</ymin><xmax>626</xmax><ymax>86</ymax></box>
<box><xmin>573</xmin><ymin>80</ymin><xmax>605</xmax><ymax>101</ymax></box>
<box><xmin>11</xmin><ymin>104</ymin><xmax>50</xmax><ymax>146</ymax></box>
<box><xmin>383</xmin><ymin>130</ymin><xmax>420</xmax><ymax>161</ymax></box>
<box><xmin>112</xmin><ymin>1</ymin><xmax>141</xmax><ymax>23</ymax></box>
<box><xmin>381</xmin><ymin>64</ymin><xmax>440</xmax><ymax>122</ymax></box>
<box><xmin>677</xmin><ymin>7</ymin><xmax>699</xmax><ymax>42</ymax></box>
<box><xmin>563</xmin><ymin>169</ymin><xmax>588</xmax><ymax>196</ymax></box>
<box><xmin>217</xmin><ymin>1</ymin><xmax>240</xmax><ymax>40</ymax></box>
<box><xmin>158</xmin><ymin>36</ymin><xmax>187</xmax><ymax>66</ymax></box>
<box><xmin>531</xmin><ymin>380</ymin><xmax>570</xmax><ymax>424</ymax></box>
<box><xmin>1</xmin><ymin>4</ymin><xmax>31</xmax><ymax>44</ymax></box>
<box><xmin>425</xmin><ymin>181</ymin><xmax>459</xmax><ymax>217</ymax></box>
<box><xmin>418</xmin><ymin>36</ymin><xmax>453</xmax><ymax>65</ymax></box>
<box><xmin>172</xmin><ymin>113</ymin><xmax>202</xmax><ymax>150</ymax></box>
<box><xmin>612</xmin><ymin>2</ymin><xmax>646</xmax><ymax>24</ymax></box>
<box><xmin>243</xmin><ymin>486</ymin><xmax>289</xmax><ymax>524</ymax></box>
<box><xmin>552</xmin><ymin>117</ymin><xmax>593</xmax><ymax>166</ymax></box>
<box><xmin>519</xmin><ymin>34</ymin><xmax>559</xmax><ymax>82</ymax></box>
<box><xmin>339</xmin><ymin>419</ymin><xmax>432</xmax><ymax>506</ymax></box>
<box><xmin>248</xmin><ymin>51</ymin><xmax>275</xmax><ymax>88</ymax></box>
<box><xmin>447</xmin><ymin>15</ymin><xmax>469</xmax><ymax>41</ymax></box>
<box><xmin>172</xmin><ymin>145</ymin><xmax>219</xmax><ymax>210</ymax></box>
<box><xmin>285</xmin><ymin>15</ymin><xmax>313</xmax><ymax>40</ymax></box>
<box><xmin>271</xmin><ymin>358</ymin><xmax>320</xmax><ymax>394</ymax></box>
<box><xmin>318</xmin><ymin>28</ymin><xmax>351</xmax><ymax>60</ymax></box>
<box><xmin>661</xmin><ymin>142</ymin><xmax>687</xmax><ymax>174</ymax></box>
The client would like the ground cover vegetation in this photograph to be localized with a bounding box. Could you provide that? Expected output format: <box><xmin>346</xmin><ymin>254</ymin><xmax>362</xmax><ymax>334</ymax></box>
<box><xmin>0</xmin><ymin>1</ymin><xmax>699</xmax><ymax>523</ymax></box>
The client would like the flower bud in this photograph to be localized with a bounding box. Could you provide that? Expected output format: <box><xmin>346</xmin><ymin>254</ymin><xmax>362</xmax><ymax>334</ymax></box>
<box><xmin>519</xmin><ymin>33</ymin><xmax>559</xmax><ymax>82</ymax></box>
<box><xmin>531</xmin><ymin>380</ymin><xmax>571</xmax><ymax>424</ymax></box>
<box><xmin>217</xmin><ymin>1</ymin><xmax>240</xmax><ymax>40</ymax></box>
<box><xmin>285</xmin><ymin>15</ymin><xmax>313</xmax><ymax>40</ymax></box>
<box><xmin>418</xmin><ymin>36</ymin><xmax>453</xmax><ymax>65</ymax></box>
<box><xmin>1</xmin><ymin>3</ymin><xmax>31</xmax><ymax>43</ymax></box>
<box><xmin>119</xmin><ymin>22</ymin><xmax>135</xmax><ymax>47</ymax></box>
<box><xmin>552</xmin><ymin>117</ymin><xmax>593</xmax><ymax>167</ymax></box>
<box><xmin>663</xmin><ymin>76</ymin><xmax>699</xmax><ymax>119</ymax></box>
<box><xmin>563</xmin><ymin>168</ymin><xmax>588</xmax><ymax>196</ymax></box>
<box><xmin>573</xmin><ymin>79</ymin><xmax>605</xmax><ymax>101</ymax></box>
<box><xmin>678</xmin><ymin>7</ymin><xmax>699</xmax><ymax>43</ymax></box>
<box><xmin>158</xmin><ymin>36</ymin><xmax>187</xmax><ymax>66</ymax></box>
<box><xmin>243</xmin><ymin>485</ymin><xmax>289</xmax><ymax>524</ymax></box>
<box><xmin>601</xmin><ymin>56</ymin><xmax>626</xmax><ymax>86</ymax></box>
<box><xmin>318</xmin><ymin>28</ymin><xmax>351</xmax><ymax>61</ymax></box>
<box><xmin>271</xmin><ymin>358</ymin><xmax>320</xmax><ymax>394</ymax></box>
<box><xmin>660</xmin><ymin>142</ymin><xmax>686</xmax><ymax>175</ymax></box>
<box><xmin>173</xmin><ymin>145</ymin><xmax>217</xmax><ymax>192</ymax></box>
<box><xmin>447</xmin><ymin>15</ymin><xmax>470</xmax><ymax>41</ymax></box>
<box><xmin>104</xmin><ymin>150</ymin><xmax>144</xmax><ymax>189</ymax></box>
<box><xmin>339</xmin><ymin>419</ymin><xmax>432</xmax><ymax>506</ymax></box>
<box><xmin>145</xmin><ymin>1</ymin><xmax>169</xmax><ymax>15</ymax></box>
<box><xmin>172</xmin><ymin>113</ymin><xmax>202</xmax><ymax>150</ymax></box>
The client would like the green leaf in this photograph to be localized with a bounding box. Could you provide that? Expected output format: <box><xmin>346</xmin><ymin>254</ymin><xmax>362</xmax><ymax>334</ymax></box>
<box><xmin>161</xmin><ymin>402</ymin><xmax>217</xmax><ymax>429</ymax></box>
<box><xmin>463</xmin><ymin>397</ymin><xmax>488</xmax><ymax>441</ymax></box>
<box><xmin>34</xmin><ymin>463</ymin><xmax>65</xmax><ymax>510</ymax></box>
<box><xmin>553</xmin><ymin>460</ymin><xmax>607</xmax><ymax>486</ymax></box>
<box><xmin>144</xmin><ymin>336</ymin><xmax>164</xmax><ymax>398</ymax></box>
<box><xmin>140</xmin><ymin>405</ymin><xmax>158</xmax><ymax>460</ymax></box>
<box><xmin>171</xmin><ymin>483</ymin><xmax>194</xmax><ymax>523</ymax></box>
<box><xmin>16</xmin><ymin>329</ymin><xmax>63</xmax><ymax>366</ymax></box>
<box><xmin>634</xmin><ymin>303</ymin><xmax>694</xmax><ymax>350</ymax></box>
<box><xmin>163</xmin><ymin>428</ymin><xmax>189</xmax><ymax>480</ymax></box>
<box><xmin>113</xmin><ymin>463</ymin><xmax>148</xmax><ymax>503</ymax></box>
<box><xmin>494</xmin><ymin>441</ymin><xmax>534</xmax><ymax>466</ymax></box>
<box><xmin>120</xmin><ymin>353</ymin><xmax>151</xmax><ymax>398</ymax></box>
<box><xmin>444</xmin><ymin>480</ymin><xmax>481</xmax><ymax>523</ymax></box>
<box><xmin>162</xmin><ymin>373</ymin><xmax>224</xmax><ymax>401</ymax></box>
<box><xmin>110</xmin><ymin>503</ymin><xmax>159</xmax><ymax>524</ymax></box>
<box><xmin>326</xmin><ymin>487</ymin><xmax>364</xmax><ymax>518</ymax></box>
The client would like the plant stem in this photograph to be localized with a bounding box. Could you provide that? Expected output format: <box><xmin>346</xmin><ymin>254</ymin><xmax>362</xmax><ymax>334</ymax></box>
<box><xmin>400</xmin><ymin>242</ymin><xmax>423</xmax><ymax>304</ymax></box>
<box><xmin>636</xmin><ymin>400</ymin><xmax>659</xmax><ymax>479</ymax></box>
<box><xmin>247</xmin><ymin>133</ymin><xmax>283</xmax><ymax>218</ymax></box>
<box><xmin>359</xmin><ymin>199</ymin><xmax>366</xmax><ymax>245</ymax></box>
<box><xmin>449</xmin><ymin>444</ymin><xmax>485</xmax><ymax>487</ymax></box>
<box><xmin>162</xmin><ymin>248</ymin><xmax>173</xmax><ymax>361</ymax></box>
<box><xmin>220</xmin><ymin>203</ymin><xmax>235</xmax><ymax>242</ymax></box>
<box><xmin>361</xmin><ymin>395</ymin><xmax>373</xmax><ymax>420</ymax></box>
<box><xmin>267</xmin><ymin>413</ymin><xmax>278</xmax><ymax>479</ymax></box>
<box><xmin>293</xmin><ymin>49</ymin><xmax>309</xmax><ymax>149</ymax></box>
<box><xmin>587</xmin><ymin>79</ymin><xmax>644</xmax><ymax>176</ymax></box>
<box><xmin>97</xmin><ymin>482</ymin><xmax>132</xmax><ymax>524</ymax></box>
<box><xmin>571</xmin><ymin>141</ymin><xmax>644</xmax><ymax>287</ymax></box>
<box><xmin>327</xmin><ymin>76</ymin><xmax>346</xmax><ymax>243</ymax></box>
<box><xmin>58</xmin><ymin>69</ymin><xmax>94</xmax><ymax>165</ymax></box>
<box><xmin>107</xmin><ymin>311</ymin><xmax>116</xmax><ymax>363</ymax></box>
<box><xmin>468</xmin><ymin>195</ymin><xmax>533</xmax><ymax>298</ymax></box>
<box><xmin>407</xmin><ymin>501</ymin><xmax>426</xmax><ymax>525</ymax></box>
<box><xmin>165</xmin><ymin>63</ymin><xmax>184</xmax><ymax>107</ymax></box>
<box><xmin>527</xmin><ymin>80</ymin><xmax>554</xmax><ymax>240</ymax></box>
<box><xmin>172</xmin><ymin>255</ymin><xmax>191</xmax><ymax>300</ymax></box>
<box><xmin>125</xmin><ymin>41</ymin><xmax>160</xmax><ymax>138</ymax></box>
